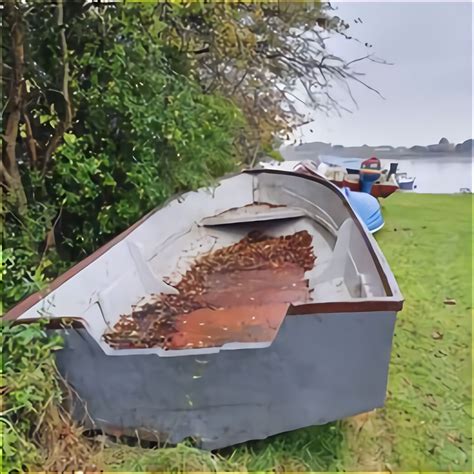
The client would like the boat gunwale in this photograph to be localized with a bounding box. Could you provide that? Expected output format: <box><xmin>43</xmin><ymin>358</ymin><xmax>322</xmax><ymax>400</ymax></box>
<box><xmin>10</xmin><ymin>295</ymin><xmax>402</xmax><ymax>332</ymax></box>
<box><xmin>3</xmin><ymin>169</ymin><xmax>403</xmax><ymax>322</ymax></box>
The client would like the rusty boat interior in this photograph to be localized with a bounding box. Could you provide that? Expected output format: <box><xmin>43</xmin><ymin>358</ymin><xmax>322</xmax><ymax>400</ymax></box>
<box><xmin>6</xmin><ymin>170</ymin><xmax>402</xmax><ymax>357</ymax></box>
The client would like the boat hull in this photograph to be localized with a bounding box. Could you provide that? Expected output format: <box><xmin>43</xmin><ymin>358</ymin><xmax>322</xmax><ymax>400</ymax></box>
<box><xmin>53</xmin><ymin>308</ymin><xmax>396</xmax><ymax>450</ymax></box>
<box><xmin>398</xmin><ymin>179</ymin><xmax>415</xmax><ymax>190</ymax></box>
<box><xmin>331</xmin><ymin>179</ymin><xmax>399</xmax><ymax>198</ymax></box>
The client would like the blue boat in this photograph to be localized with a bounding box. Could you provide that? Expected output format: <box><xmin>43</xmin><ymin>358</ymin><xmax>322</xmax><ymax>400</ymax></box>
<box><xmin>343</xmin><ymin>187</ymin><xmax>384</xmax><ymax>233</ymax></box>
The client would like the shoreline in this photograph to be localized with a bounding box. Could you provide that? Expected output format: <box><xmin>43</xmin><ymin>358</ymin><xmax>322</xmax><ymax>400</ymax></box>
<box><xmin>281</xmin><ymin>144</ymin><xmax>472</xmax><ymax>161</ymax></box>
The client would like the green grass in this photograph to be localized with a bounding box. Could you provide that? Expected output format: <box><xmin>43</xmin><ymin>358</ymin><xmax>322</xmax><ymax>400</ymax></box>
<box><xmin>363</xmin><ymin>193</ymin><xmax>472</xmax><ymax>471</ymax></box>
<box><xmin>100</xmin><ymin>193</ymin><xmax>472</xmax><ymax>472</ymax></box>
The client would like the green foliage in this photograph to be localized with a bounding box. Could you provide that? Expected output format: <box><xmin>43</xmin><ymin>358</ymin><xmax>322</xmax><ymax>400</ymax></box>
<box><xmin>2</xmin><ymin>4</ymin><xmax>245</xmax><ymax>309</ymax></box>
<box><xmin>1</xmin><ymin>2</ymin><xmax>355</xmax><ymax>471</ymax></box>
<box><xmin>154</xmin><ymin>1</ymin><xmax>352</xmax><ymax>154</ymax></box>
<box><xmin>2</xmin><ymin>3</ymin><xmax>245</xmax><ymax>469</ymax></box>
<box><xmin>1</xmin><ymin>322</ymin><xmax>63</xmax><ymax>472</ymax></box>
<box><xmin>2</xmin><ymin>201</ymin><xmax>64</xmax><ymax>311</ymax></box>
<box><xmin>49</xmin><ymin>37</ymin><xmax>244</xmax><ymax>257</ymax></box>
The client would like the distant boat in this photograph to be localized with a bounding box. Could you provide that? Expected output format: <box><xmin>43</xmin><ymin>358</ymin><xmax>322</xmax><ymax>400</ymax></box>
<box><xmin>396</xmin><ymin>172</ymin><xmax>416</xmax><ymax>190</ymax></box>
<box><xmin>318</xmin><ymin>157</ymin><xmax>399</xmax><ymax>198</ymax></box>
<box><xmin>359</xmin><ymin>157</ymin><xmax>383</xmax><ymax>194</ymax></box>
<box><xmin>319</xmin><ymin>155</ymin><xmax>363</xmax><ymax>174</ymax></box>
<box><xmin>320</xmin><ymin>161</ymin><xmax>399</xmax><ymax>199</ymax></box>
<box><xmin>332</xmin><ymin>169</ymin><xmax>399</xmax><ymax>199</ymax></box>
<box><xmin>259</xmin><ymin>160</ymin><xmax>385</xmax><ymax>233</ymax></box>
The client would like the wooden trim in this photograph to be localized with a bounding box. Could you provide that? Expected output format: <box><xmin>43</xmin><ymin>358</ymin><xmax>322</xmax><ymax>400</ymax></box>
<box><xmin>8</xmin><ymin>316</ymin><xmax>87</xmax><ymax>329</ymax></box>
<box><xmin>288</xmin><ymin>299</ymin><xmax>403</xmax><ymax>315</ymax></box>
<box><xmin>9</xmin><ymin>297</ymin><xmax>403</xmax><ymax>333</ymax></box>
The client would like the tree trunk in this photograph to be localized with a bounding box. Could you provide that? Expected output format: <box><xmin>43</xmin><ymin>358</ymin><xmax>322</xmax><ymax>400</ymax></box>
<box><xmin>2</xmin><ymin>0</ymin><xmax>28</xmax><ymax>215</ymax></box>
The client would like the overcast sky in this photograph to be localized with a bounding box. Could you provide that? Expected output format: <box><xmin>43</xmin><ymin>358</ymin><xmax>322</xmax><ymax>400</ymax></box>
<box><xmin>294</xmin><ymin>1</ymin><xmax>472</xmax><ymax>147</ymax></box>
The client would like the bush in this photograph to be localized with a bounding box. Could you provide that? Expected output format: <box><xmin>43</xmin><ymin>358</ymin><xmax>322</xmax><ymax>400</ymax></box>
<box><xmin>1</xmin><ymin>322</ymin><xmax>63</xmax><ymax>471</ymax></box>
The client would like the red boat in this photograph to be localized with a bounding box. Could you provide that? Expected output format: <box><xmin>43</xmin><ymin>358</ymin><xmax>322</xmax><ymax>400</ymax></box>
<box><xmin>264</xmin><ymin>158</ymin><xmax>400</xmax><ymax>199</ymax></box>
<box><xmin>333</xmin><ymin>174</ymin><xmax>399</xmax><ymax>199</ymax></box>
<box><xmin>322</xmin><ymin>159</ymin><xmax>399</xmax><ymax>199</ymax></box>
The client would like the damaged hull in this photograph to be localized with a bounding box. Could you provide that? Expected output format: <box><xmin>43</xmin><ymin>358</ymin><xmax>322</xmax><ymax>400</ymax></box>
<box><xmin>5</xmin><ymin>170</ymin><xmax>403</xmax><ymax>448</ymax></box>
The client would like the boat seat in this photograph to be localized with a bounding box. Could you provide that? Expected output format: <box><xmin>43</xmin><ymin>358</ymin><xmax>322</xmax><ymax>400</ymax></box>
<box><xmin>199</xmin><ymin>203</ymin><xmax>307</xmax><ymax>226</ymax></box>
<box><xmin>308</xmin><ymin>219</ymin><xmax>374</xmax><ymax>299</ymax></box>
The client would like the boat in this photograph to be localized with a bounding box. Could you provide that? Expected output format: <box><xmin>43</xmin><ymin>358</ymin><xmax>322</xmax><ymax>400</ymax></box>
<box><xmin>327</xmin><ymin>165</ymin><xmax>399</xmax><ymax>198</ymax></box>
<box><xmin>319</xmin><ymin>155</ymin><xmax>363</xmax><ymax>174</ymax></box>
<box><xmin>4</xmin><ymin>169</ymin><xmax>403</xmax><ymax>450</ymax></box>
<box><xmin>359</xmin><ymin>157</ymin><xmax>383</xmax><ymax>194</ymax></box>
<box><xmin>341</xmin><ymin>187</ymin><xmax>384</xmax><ymax>233</ymax></box>
<box><xmin>292</xmin><ymin>156</ymin><xmax>400</xmax><ymax>198</ymax></box>
<box><xmin>260</xmin><ymin>160</ymin><xmax>385</xmax><ymax>232</ymax></box>
<box><xmin>396</xmin><ymin>172</ymin><xmax>416</xmax><ymax>190</ymax></box>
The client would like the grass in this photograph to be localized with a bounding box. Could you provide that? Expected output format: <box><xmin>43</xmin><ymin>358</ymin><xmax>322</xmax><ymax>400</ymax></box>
<box><xmin>95</xmin><ymin>423</ymin><xmax>346</xmax><ymax>472</ymax></box>
<box><xmin>360</xmin><ymin>193</ymin><xmax>472</xmax><ymax>471</ymax></box>
<box><xmin>86</xmin><ymin>193</ymin><xmax>474</xmax><ymax>471</ymax></box>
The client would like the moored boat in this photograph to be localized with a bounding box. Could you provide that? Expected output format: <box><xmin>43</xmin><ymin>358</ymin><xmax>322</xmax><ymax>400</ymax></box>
<box><xmin>260</xmin><ymin>160</ymin><xmax>385</xmax><ymax>231</ymax></box>
<box><xmin>396</xmin><ymin>172</ymin><xmax>416</xmax><ymax>190</ymax></box>
<box><xmin>319</xmin><ymin>155</ymin><xmax>362</xmax><ymax>174</ymax></box>
<box><xmin>313</xmin><ymin>160</ymin><xmax>399</xmax><ymax>198</ymax></box>
<box><xmin>359</xmin><ymin>157</ymin><xmax>383</xmax><ymax>194</ymax></box>
<box><xmin>4</xmin><ymin>169</ymin><xmax>403</xmax><ymax>449</ymax></box>
<box><xmin>336</xmin><ymin>171</ymin><xmax>399</xmax><ymax>198</ymax></box>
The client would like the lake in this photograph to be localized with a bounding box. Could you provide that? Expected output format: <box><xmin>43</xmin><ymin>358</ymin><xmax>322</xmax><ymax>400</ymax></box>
<box><xmin>380</xmin><ymin>156</ymin><xmax>472</xmax><ymax>194</ymax></box>
<box><xmin>281</xmin><ymin>147</ymin><xmax>472</xmax><ymax>194</ymax></box>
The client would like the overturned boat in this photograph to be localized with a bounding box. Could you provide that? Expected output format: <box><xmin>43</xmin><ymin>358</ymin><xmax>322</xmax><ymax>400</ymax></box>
<box><xmin>4</xmin><ymin>169</ymin><xmax>403</xmax><ymax>450</ymax></box>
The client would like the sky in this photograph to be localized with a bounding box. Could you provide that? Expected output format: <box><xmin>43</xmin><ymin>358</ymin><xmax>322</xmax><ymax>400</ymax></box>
<box><xmin>292</xmin><ymin>1</ymin><xmax>473</xmax><ymax>147</ymax></box>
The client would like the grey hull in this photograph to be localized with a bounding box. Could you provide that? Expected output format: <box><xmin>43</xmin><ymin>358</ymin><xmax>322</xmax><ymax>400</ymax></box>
<box><xmin>54</xmin><ymin>309</ymin><xmax>396</xmax><ymax>450</ymax></box>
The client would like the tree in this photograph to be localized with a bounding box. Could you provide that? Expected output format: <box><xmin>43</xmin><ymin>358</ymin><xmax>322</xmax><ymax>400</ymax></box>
<box><xmin>153</xmin><ymin>1</ymin><xmax>376</xmax><ymax>161</ymax></box>
<box><xmin>1</xmin><ymin>0</ymin><xmax>371</xmax><ymax>308</ymax></box>
<box><xmin>1</xmin><ymin>1</ymin><xmax>244</xmax><ymax>309</ymax></box>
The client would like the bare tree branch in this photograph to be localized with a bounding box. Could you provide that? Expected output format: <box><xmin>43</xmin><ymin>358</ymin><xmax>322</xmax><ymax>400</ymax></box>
<box><xmin>22</xmin><ymin>110</ymin><xmax>37</xmax><ymax>167</ymax></box>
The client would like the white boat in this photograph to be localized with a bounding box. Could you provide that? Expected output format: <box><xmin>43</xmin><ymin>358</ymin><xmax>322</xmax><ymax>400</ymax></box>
<box><xmin>5</xmin><ymin>169</ymin><xmax>403</xmax><ymax>449</ymax></box>
<box><xmin>396</xmin><ymin>172</ymin><xmax>416</xmax><ymax>190</ymax></box>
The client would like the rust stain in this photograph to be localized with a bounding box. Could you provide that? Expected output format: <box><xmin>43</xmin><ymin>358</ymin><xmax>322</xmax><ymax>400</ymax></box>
<box><xmin>103</xmin><ymin>230</ymin><xmax>316</xmax><ymax>350</ymax></box>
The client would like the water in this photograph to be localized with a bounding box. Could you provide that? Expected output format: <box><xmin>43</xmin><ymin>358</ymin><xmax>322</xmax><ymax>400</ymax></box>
<box><xmin>281</xmin><ymin>147</ymin><xmax>472</xmax><ymax>194</ymax></box>
<box><xmin>379</xmin><ymin>156</ymin><xmax>472</xmax><ymax>194</ymax></box>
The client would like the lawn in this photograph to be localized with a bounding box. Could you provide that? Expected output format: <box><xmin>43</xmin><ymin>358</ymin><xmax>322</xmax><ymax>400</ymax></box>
<box><xmin>97</xmin><ymin>193</ymin><xmax>472</xmax><ymax>472</ymax></box>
